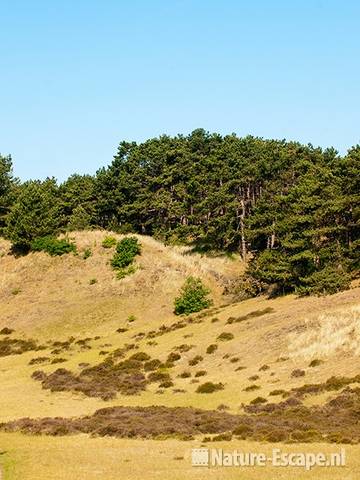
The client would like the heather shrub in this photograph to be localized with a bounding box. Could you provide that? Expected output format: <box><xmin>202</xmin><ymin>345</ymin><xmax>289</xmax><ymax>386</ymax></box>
<box><xmin>196</xmin><ymin>382</ymin><xmax>224</xmax><ymax>393</ymax></box>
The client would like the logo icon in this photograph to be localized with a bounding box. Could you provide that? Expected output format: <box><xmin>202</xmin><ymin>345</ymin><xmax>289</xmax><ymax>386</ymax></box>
<box><xmin>191</xmin><ymin>448</ymin><xmax>209</xmax><ymax>467</ymax></box>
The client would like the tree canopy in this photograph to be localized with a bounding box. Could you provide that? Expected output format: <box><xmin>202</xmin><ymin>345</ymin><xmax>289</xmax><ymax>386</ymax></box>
<box><xmin>1</xmin><ymin>130</ymin><xmax>359</xmax><ymax>295</ymax></box>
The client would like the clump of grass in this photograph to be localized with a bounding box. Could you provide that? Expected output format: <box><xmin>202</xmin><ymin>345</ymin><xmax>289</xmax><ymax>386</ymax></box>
<box><xmin>269</xmin><ymin>389</ymin><xmax>286</xmax><ymax>396</ymax></box>
<box><xmin>217</xmin><ymin>332</ymin><xmax>234</xmax><ymax>341</ymax></box>
<box><xmin>102</xmin><ymin>236</ymin><xmax>117</xmax><ymax>248</ymax></box>
<box><xmin>29</xmin><ymin>356</ymin><xmax>49</xmax><ymax>365</ymax></box>
<box><xmin>196</xmin><ymin>382</ymin><xmax>224</xmax><ymax>394</ymax></box>
<box><xmin>127</xmin><ymin>315</ymin><xmax>136</xmax><ymax>323</ymax></box>
<box><xmin>250</xmin><ymin>396</ymin><xmax>267</xmax><ymax>405</ymax></box>
<box><xmin>248</xmin><ymin>375</ymin><xmax>259</xmax><ymax>381</ymax></box>
<box><xmin>166</xmin><ymin>352</ymin><xmax>181</xmax><ymax>363</ymax></box>
<box><xmin>83</xmin><ymin>248</ymin><xmax>92</xmax><ymax>260</ymax></box>
<box><xmin>291</xmin><ymin>369</ymin><xmax>305</xmax><ymax>378</ymax></box>
<box><xmin>174</xmin><ymin>344</ymin><xmax>193</xmax><ymax>353</ymax></box>
<box><xmin>195</xmin><ymin>370</ymin><xmax>207</xmax><ymax>377</ymax></box>
<box><xmin>259</xmin><ymin>364</ymin><xmax>270</xmax><ymax>371</ymax></box>
<box><xmin>243</xmin><ymin>384</ymin><xmax>260</xmax><ymax>392</ymax></box>
<box><xmin>144</xmin><ymin>359</ymin><xmax>163</xmax><ymax>371</ymax></box>
<box><xmin>51</xmin><ymin>357</ymin><xmax>67</xmax><ymax>364</ymax></box>
<box><xmin>226</xmin><ymin>308</ymin><xmax>274</xmax><ymax>324</ymax></box>
<box><xmin>206</xmin><ymin>344</ymin><xmax>218</xmax><ymax>354</ymax></box>
<box><xmin>147</xmin><ymin>371</ymin><xmax>172</xmax><ymax>383</ymax></box>
<box><xmin>230</xmin><ymin>357</ymin><xmax>240</xmax><ymax>363</ymax></box>
<box><xmin>309</xmin><ymin>359</ymin><xmax>324</xmax><ymax>367</ymax></box>
<box><xmin>188</xmin><ymin>355</ymin><xmax>203</xmax><ymax>366</ymax></box>
<box><xmin>116</xmin><ymin>327</ymin><xmax>128</xmax><ymax>333</ymax></box>
<box><xmin>129</xmin><ymin>352</ymin><xmax>151</xmax><ymax>362</ymax></box>
<box><xmin>0</xmin><ymin>337</ymin><xmax>39</xmax><ymax>357</ymax></box>
<box><xmin>116</xmin><ymin>264</ymin><xmax>137</xmax><ymax>279</ymax></box>
<box><xmin>0</xmin><ymin>327</ymin><xmax>14</xmax><ymax>335</ymax></box>
<box><xmin>89</xmin><ymin>278</ymin><xmax>97</xmax><ymax>285</ymax></box>
<box><xmin>178</xmin><ymin>371</ymin><xmax>191</xmax><ymax>378</ymax></box>
<box><xmin>235</xmin><ymin>366</ymin><xmax>246</xmax><ymax>371</ymax></box>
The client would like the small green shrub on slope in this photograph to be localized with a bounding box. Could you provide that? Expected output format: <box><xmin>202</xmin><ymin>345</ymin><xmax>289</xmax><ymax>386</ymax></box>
<box><xmin>102</xmin><ymin>236</ymin><xmax>117</xmax><ymax>248</ymax></box>
<box><xmin>31</xmin><ymin>236</ymin><xmax>76</xmax><ymax>256</ymax></box>
<box><xmin>111</xmin><ymin>237</ymin><xmax>141</xmax><ymax>269</ymax></box>
<box><xmin>174</xmin><ymin>276</ymin><xmax>212</xmax><ymax>315</ymax></box>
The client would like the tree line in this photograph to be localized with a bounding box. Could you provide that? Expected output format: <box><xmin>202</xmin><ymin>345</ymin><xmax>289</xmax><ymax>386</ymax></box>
<box><xmin>0</xmin><ymin>129</ymin><xmax>358</xmax><ymax>295</ymax></box>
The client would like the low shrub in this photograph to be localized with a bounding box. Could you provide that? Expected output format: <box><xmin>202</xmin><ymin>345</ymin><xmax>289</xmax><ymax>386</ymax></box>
<box><xmin>291</xmin><ymin>369</ymin><xmax>305</xmax><ymax>378</ymax></box>
<box><xmin>129</xmin><ymin>352</ymin><xmax>151</xmax><ymax>362</ymax></box>
<box><xmin>259</xmin><ymin>364</ymin><xmax>270</xmax><ymax>371</ymax></box>
<box><xmin>147</xmin><ymin>371</ymin><xmax>172</xmax><ymax>383</ymax></box>
<box><xmin>188</xmin><ymin>355</ymin><xmax>203</xmax><ymax>366</ymax></box>
<box><xmin>206</xmin><ymin>344</ymin><xmax>218</xmax><ymax>354</ymax></box>
<box><xmin>174</xmin><ymin>277</ymin><xmax>212</xmax><ymax>315</ymax></box>
<box><xmin>195</xmin><ymin>370</ymin><xmax>207</xmax><ymax>377</ymax></box>
<box><xmin>166</xmin><ymin>352</ymin><xmax>181</xmax><ymax>363</ymax></box>
<box><xmin>102</xmin><ymin>236</ymin><xmax>117</xmax><ymax>248</ymax></box>
<box><xmin>250</xmin><ymin>396</ymin><xmax>267</xmax><ymax>405</ymax></box>
<box><xmin>83</xmin><ymin>248</ymin><xmax>92</xmax><ymax>259</ymax></box>
<box><xmin>111</xmin><ymin>237</ymin><xmax>141</xmax><ymax>269</ymax></box>
<box><xmin>196</xmin><ymin>382</ymin><xmax>224</xmax><ymax>394</ymax></box>
<box><xmin>0</xmin><ymin>327</ymin><xmax>14</xmax><ymax>335</ymax></box>
<box><xmin>144</xmin><ymin>359</ymin><xmax>163</xmax><ymax>372</ymax></box>
<box><xmin>31</xmin><ymin>236</ymin><xmax>76</xmax><ymax>256</ymax></box>
<box><xmin>269</xmin><ymin>389</ymin><xmax>286</xmax><ymax>396</ymax></box>
<box><xmin>217</xmin><ymin>332</ymin><xmax>234</xmax><ymax>341</ymax></box>
<box><xmin>243</xmin><ymin>385</ymin><xmax>260</xmax><ymax>392</ymax></box>
<box><xmin>309</xmin><ymin>359</ymin><xmax>324</xmax><ymax>367</ymax></box>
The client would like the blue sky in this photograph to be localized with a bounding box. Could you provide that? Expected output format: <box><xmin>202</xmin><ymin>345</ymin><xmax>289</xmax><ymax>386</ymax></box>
<box><xmin>1</xmin><ymin>0</ymin><xmax>359</xmax><ymax>181</ymax></box>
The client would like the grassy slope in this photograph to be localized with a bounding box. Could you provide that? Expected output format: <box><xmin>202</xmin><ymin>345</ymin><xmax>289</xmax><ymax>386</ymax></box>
<box><xmin>0</xmin><ymin>231</ymin><xmax>359</xmax><ymax>479</ymax></box>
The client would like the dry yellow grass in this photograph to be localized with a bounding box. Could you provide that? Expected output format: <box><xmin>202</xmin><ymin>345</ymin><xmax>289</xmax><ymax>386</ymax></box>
<box><xmin>1</xmin><ymin>434</ymin><xmax>360</xmax><ymax>480</ymax></box>
<box><xmin>0</xmin><ymin>231</ymin><xmax>359</xmax><ymax>479</ymax></box>
<box><xmin>288</xmin><ymin>306</ymin><xmax>360</xmax><ymax>360</ymax></box>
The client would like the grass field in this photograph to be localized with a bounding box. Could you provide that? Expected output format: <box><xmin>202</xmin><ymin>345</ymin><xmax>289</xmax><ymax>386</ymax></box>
<box><xmin>0</xmin><ymin>231</ymin><xmax>359</xmax><ymax>479</ymax></box>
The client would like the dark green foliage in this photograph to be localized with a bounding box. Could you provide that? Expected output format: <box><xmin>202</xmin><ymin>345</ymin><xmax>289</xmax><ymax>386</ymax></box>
<box><xmin>0</xmin><ymin>154</ymin><xmax>16</xmax><ymax>234</ymax></box>
<box><xmin>111</xmin><ymin>236</ymin><xmax>141</xmax><ymax>269</ymax></box>
<box><xmin>6</xmin><ymin>179</ymin><xmax>61</xmax><ymax>250</ymax></box>
<box><xmin>174</xmin><ymin>277</ymin><xmax>212</xmax><ymax>315</ymax></box>
<box><xmin>30</xmin><ymin>236</ymin><xmax>76</xmax><ymax>256</ymax></box>
<box><xmin>2</xmin><ymin>130</ymin><xmax>358</xmax><ymax>297</ymax></box>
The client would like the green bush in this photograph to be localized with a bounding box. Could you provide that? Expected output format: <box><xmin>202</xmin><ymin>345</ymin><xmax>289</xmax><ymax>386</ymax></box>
<box><xmin>102</xmin><ymin>236</ymin><xmax>117</xmax><ymax>248</ymax></box>
<box><xmin>174</xmin><ymin>277</ymin><xmax>212</xmax><ymax>315</ymax></box>
<box><xmin>111</xmin><ymin>237</ymin><xmax>141</xmax><ymax>269</ymax></box>
<box><xmin>116</xmin><ymin>264</ymin><xmax>137</xmax><ymax>279</ymax></box>
<box><xmin>31</xmin><ymin>236</ymin><xmax>76</xmax><ymax>256</ymax></box>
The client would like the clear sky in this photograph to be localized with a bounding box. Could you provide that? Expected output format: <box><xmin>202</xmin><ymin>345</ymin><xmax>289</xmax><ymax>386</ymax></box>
<box><xmin>1</xmin><ymin>0</ymin><xmax>359</xmax><ymax>182</ymax></box>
